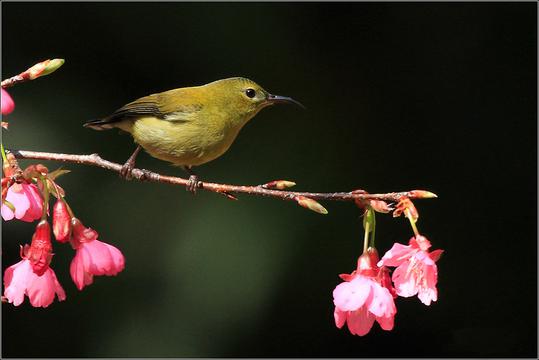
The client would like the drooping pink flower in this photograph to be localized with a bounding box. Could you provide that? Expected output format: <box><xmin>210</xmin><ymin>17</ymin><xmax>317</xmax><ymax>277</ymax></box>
<box><xmin>1</xmin><ymin>182</ymin><xmax>43</xmax><ymax>222</ymax></box>
<box><xmin>1</xmin><ymin>88</ymin><xmax>15</xmax><ymax>115</ymax></box>
<box><xmin>378</xmin><ymin>235</ymin><xmax>443</xmax><ymax>306</ymax></box>
<box><xmin>69</xmin><ymin>218</ymin><xmax>125</xmax><ymax>290</ymax></box>
<box><xmin>333</xmin><ymin>250</ymin><xmax>397</xmax><ymax>336</ymax></box>
<box><xmin>3</xmin><ymin>220</ymin><xmax>66</xmax><ymax>307</ymax></box>
<box><xmin>52</xmin><ymin>200</ymin><xmax>71</xmax><ymax>242</ymax></box>
<box><xmin>3</xmin><ymin>259</ymin><xmax>66</xmax><ymax>307</ymax></box>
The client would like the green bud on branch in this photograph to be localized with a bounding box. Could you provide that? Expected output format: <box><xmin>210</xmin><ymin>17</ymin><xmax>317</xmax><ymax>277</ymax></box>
<box><xmin>295</xmin><ymin>196</ymin><xmax>328</xmax><ymax>215</ymax></box>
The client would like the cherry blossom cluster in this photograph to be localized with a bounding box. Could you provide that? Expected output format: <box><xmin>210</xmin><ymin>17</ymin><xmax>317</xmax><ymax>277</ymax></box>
<box><xmin>2</xmin><ymin>75</ymin><xmax>125</xmax><ymax>308</ymax></box>
<box><xmin>332</xmin><ymin>196</ymin><xmax>443</xmax><ymax>336</ymax></box>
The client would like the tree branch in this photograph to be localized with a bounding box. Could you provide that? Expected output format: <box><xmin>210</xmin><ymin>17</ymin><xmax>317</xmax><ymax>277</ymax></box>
<box><xmin>1</xmin><ymin>74</ymin><xmax>26</xmax><ymax>89</ymax></box>
<box><xmin>9</xmin><ymin>149</ymin><xmax>436</xmax><ymax>210</ymax></box>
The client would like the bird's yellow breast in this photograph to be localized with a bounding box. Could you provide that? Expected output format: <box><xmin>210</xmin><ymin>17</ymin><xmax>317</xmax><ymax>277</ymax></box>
<box><xmin>117</xmin><ymin>115</ymin><xmax>244</xmax><ymax>166</ymax></box>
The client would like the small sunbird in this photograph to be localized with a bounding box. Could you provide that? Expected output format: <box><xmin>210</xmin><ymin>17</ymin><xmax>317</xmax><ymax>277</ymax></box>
<box><xmin>84</xmin><ymin>77</ymin><xmax>303</xmax><ymax>192</ymax></box>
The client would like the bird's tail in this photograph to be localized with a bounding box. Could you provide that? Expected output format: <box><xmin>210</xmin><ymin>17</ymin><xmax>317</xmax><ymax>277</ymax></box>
<box><xmin>83</xmin><ymin>118</ymin><xmax>116</xmax><ymax>131</ymax></box>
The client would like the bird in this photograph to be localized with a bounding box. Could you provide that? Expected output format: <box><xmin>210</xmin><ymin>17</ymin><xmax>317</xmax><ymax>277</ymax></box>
<box><xmin>84</xmin><ymin>77</ymin><xmax>303</xmax><ymax>192</ymax></box>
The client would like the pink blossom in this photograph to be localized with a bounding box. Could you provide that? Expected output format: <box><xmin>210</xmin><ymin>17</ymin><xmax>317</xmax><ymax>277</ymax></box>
<box><xmin>3</xmin><ymin>259</ymin><xmax>66</xmax><ymax>307</ymax></box>
<box><xmin>378</xmin><ymin>235</ymin><xmax>443</xmax><ymax>306</ymax></box>
<box><xmin>1</xmin><ymin>88</ymin><xmax>15</xmax><ymax>115</ymax></box>
<box><xmin>1</xmin><ymin>182</ymin><xmax>43</xmax><ymax>222</ymax></box>
<box><xmin>69</xmin><ymin>218</ymin><xmax>125</xmax><ymax>290</ymax></box>
<box><xmin>333</xmin><ymin>250</ymin><xmax>397</xmax><ymax>336</ymax></box>
<box><xmin>3</xmin><ymin>220</ymin><xmax>65</xmax><ymax>307</ymax></box>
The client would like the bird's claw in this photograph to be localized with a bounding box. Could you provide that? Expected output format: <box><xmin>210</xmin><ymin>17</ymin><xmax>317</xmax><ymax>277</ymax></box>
<box><xmin>120</xmin><ymin>162</ymin><xmax>134</xmax><ymax>180</ymax></box>
<box><xmin>187</xmin><ymin>175</ymin><xmax>201</xmax><ymax>194</ymax></box>
<box><xmin>120</xmin><ymin>145</ymin><xmax>142</xmax><ymax>180</ymax></box>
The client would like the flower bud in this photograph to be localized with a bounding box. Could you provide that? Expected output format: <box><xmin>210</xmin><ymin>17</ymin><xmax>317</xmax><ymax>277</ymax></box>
<box><xmin>53</xmin><ymin>200</ymin><xmax>71</xmax><ymax>242</ymax></box>
<box><xmin>39</xmin><ymin>58</ymin><xmax>65</xmax><ymax>77</ymax></box>
<box><xmin>27</xmin><ymin>59</ymin><xmax>65</xmax><ymax>80</ymax></box>
<box><xmin>409</xmin><ymin>190</ymin><xmax>438</xmax><ymax>199</ymax></box>
<box><xmin>263</xmin><ymin>180</ymin><xmax>296</xmax><ymax>190</ymax></box>
<box><xmin>295</xmin><ymin>196</ymin><xmax>328</xmax><ymax>215</ymax></box>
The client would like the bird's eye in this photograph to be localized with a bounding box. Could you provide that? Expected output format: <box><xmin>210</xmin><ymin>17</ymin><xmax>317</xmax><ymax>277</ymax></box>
<box><xmin>245</xmin><ymin>88</ymin><xmax>256</xmax><ymax>98</ymax></box>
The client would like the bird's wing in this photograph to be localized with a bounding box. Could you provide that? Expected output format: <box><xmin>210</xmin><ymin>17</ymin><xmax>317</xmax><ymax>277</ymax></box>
<box><xmin>104</xmin><ymin>90</ymin><xmax>203</xmax><ymax>124</ymax></box>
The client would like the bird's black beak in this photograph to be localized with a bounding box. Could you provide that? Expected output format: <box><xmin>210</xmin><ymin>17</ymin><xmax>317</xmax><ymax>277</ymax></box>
<box><xmin>266</xmin><ymin>94</ymin><xmax>306</xmax><ymax>109</ymax></box>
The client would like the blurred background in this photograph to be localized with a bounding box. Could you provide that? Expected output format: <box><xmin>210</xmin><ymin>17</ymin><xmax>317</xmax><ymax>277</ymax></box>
<box><xmin>1</xmin><ymin>2</ymin><xmax>536</xmax><ymax>357</ymax></box>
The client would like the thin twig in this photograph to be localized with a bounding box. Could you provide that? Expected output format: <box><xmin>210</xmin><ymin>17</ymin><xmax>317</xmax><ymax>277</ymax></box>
<box><xmin>1</xmin><ymin>74</ymin><xmax>26</xmax><ymax>89</ymax></box>
<box><xmin>9</xmin><ymin>149</ymin><xmax>435</xmax><ymax>206</ymax></box>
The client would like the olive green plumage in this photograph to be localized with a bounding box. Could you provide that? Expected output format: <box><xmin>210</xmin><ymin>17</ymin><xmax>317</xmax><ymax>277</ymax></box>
<box><xmin>84</xmin><ymin>77</ymin><xmax>302</xmax><ymax>167</ymax></box>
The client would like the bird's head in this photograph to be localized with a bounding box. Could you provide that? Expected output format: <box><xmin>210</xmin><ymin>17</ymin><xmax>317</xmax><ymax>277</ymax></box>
<box><xmin>208</xmin><ymin>77</ymin><xmax>304</xmax><ymax>121</ymax></box>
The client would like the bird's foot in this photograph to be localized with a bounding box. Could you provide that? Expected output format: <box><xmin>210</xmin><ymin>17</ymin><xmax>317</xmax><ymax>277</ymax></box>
<box><xmin>120</xmin><ymin>145</ymin><xmax>142</xmax><ymax>180</ymax></box>
<box><xmin>187</xmin><ymin>174</ymin><xmax>201</xmax><ymax>194</ymax></box>
<box><xmin>120</xmin><ymin>160</ymin><xmax>135</xmax><ymax>180</ymax></box>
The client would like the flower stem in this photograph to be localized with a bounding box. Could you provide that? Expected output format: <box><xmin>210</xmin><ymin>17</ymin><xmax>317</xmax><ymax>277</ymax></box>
<box><xmin>1</xmin><ymin>143</ymin><xmax>8</xmax><ymax>163</ymax></box>
<box><xmin>50</xmin><ymin>179</ymin><xmax>74</xmax><ymax>217</ymax></box>
<box><xmin>39</xmin><ymin>175</ymin><xmax>49</xmax><ymax>220</ymax></box>
<box><xmin>405</xmin><ymin>208</ymin><xmax>420</xmax><ymax>236</ymax></box>
<box><xmin>363</xmin><ymin>218</ymin><xmax>370</xmax><ymax>254</ymax></box>
<box><xmin>369</xmin><ymin>209</ymin><xmax>376</xmax><ymax>248</ymax></box>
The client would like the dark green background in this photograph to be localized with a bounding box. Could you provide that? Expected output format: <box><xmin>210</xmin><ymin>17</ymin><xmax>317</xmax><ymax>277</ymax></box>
<box><xmin>2</xmin><ymin>2</ymin><xmax>536</xmax><ymax>357</ymax></box>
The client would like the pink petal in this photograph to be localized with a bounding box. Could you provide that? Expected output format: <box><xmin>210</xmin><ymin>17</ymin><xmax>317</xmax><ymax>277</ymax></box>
<box><xmin>415</xmin><ymin>250</ymin><xmax>435</xmax><ymax>266</ymax></box>
<box><xmin>347</xmin><ymin>305</ymin><xmax>375</xmax><ymax>336</ymax></box>
<box><xmin>19</xmin><ymin>184</ymin><xmax>43</xmax><ymax>222</ymax></box>
<box><xmin>412</xmin><ymin>235</ymin><xmax>431</xmax><ymax>251</ymax></box>
<box><xmin>27</xmin><ymin>269</ymin><xmax>57</xmax><ymax>307</ymax></box>
<box><xmin>368</xmin><ymin>282</ymin><xmax>396</xmax><ymax>318</ymax></box>
<box><xmin>51</xmin><ymin>268</ymin><xmax>67</xmax><ymax>302</ymax></box>
<box><xmin>392</xmin><ymin>261</ymin><xmax>419</xmax><ymax>298</ymax></box>
<box><xmin>103</xmin><ymin>242</ymin><xmax>125</xmax><ymax>275</ymax></box>
<box><xmin>339</xmin><ymin>272</ymin><xmax>356</xmax><ymax>282</ymax></box>
<box><xmin>5</xmin><ymin>184</ymin><xmax>31</xmax><ymax>220</ymax></box>
<box><xmin>83</xmin><ymin>241</ymin><xmax>114</xmax><ymax>275</ymax></box>
<box><xmin>3</xmin><ymin>260</ymin><xmax>32</xmax><ymax>306</ymax></box>
<box><xmin>429</xmin><ymin>249</ymin><xmax>444</xmax><ymax>262</ymax></box>
<box><xmin>333</xmin><ymin>276</ymin><xmax>371</xmax><ymax>312</ymax></box>
<box><xmin>70</xmin><ymin>250</ymin><xmax>94</xmax><ymax>290</ymax></box>
<box><xmin>83</xmin><ymin>239</ymin><xmax>125</xmax><ymax>276</ymax></box>
<box><xmin>376</xmin><ymin>313</ymin><xmax>395</xmax><ymax>331</ymax></box>
<box><xmin>378</xmin><ymin>242</ymin><xmax>416</xmax><ymax>267</ymax></box>
<box><xmin>1</xmin><ymin>203</ymin><xmax>15</xmax><ymax>220</ymax></box>
<box><xmin>1</xmin><ymin>88</ymin><xmax>15</xmax><ymax>115</ymax></box>
<box><xmin>417</xmin><ymin>287</ymin><xmax>437</xmax><ymax>306</ymax></box>
<box><xmin>334</xmin><ymin>308</ymin><xmax>347</xmax><ymax>329</ymax></box>
<box><xmin>417</xmin><ymin>263</ymin><xmax>438</xmax><ymax>306</ymax></box>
